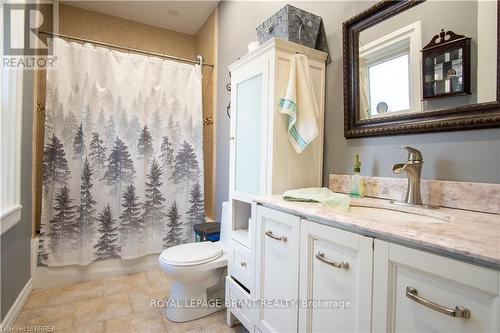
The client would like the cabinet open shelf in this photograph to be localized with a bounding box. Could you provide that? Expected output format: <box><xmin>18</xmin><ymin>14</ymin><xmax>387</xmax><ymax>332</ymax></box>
<box><xmin>231</xmin><ymin>199</ymin><xmax>252</xmax><ymax>249</ymax></box>
<box><xmin>232</xmin><ymin>229</ymin><xmax>250</xmax><ymax>248</ymax></box>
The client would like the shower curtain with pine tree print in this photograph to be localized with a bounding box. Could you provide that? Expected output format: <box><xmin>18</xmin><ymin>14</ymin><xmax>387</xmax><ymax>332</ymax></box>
<box><xmin>39</xmin><ymin>38</ymin><xmax>205</xmax><ymax>266</ymax></box>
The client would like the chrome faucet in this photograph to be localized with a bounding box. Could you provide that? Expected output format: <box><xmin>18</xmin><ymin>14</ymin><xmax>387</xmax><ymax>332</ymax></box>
<box><xmin>392</xmin><ymin>146</ymin><xmax>423</xmax><ymax>206</ymax></box>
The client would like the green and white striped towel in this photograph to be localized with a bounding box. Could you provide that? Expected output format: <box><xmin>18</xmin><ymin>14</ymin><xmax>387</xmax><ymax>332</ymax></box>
<box><xmin>279</xmin><ymin>54</ymin><xmax>320</xmax><ymax>154</ymax></box>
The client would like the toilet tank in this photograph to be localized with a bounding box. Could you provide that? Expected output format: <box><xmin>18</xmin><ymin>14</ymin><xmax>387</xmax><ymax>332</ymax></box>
<box><xmin>219</xmin><ymin>201</ymin><xmax>230</xmax><ymax>249</ymax></box>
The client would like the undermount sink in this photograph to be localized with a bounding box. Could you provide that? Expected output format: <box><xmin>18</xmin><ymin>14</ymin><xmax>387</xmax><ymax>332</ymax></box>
<box><xmin>348</xmin><ymin>198</ymin><xmax>453</xmax><ymax>223</ymax></box>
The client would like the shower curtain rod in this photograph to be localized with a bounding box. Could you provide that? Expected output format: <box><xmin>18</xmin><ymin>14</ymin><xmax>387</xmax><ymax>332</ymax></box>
<box><xmin>39</xmin><ymin>31</ymin><xmax>214</xmax><ymax>68</ymax></box>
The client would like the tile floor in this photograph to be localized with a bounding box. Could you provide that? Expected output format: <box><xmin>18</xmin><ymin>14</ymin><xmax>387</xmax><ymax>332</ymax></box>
<box><xmin>13</xmin><ymin>267</ymin><xmax>246</xmax><ymax>333</ymax></box>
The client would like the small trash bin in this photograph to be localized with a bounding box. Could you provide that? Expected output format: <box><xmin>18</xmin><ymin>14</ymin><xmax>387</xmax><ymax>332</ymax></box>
<box><xmin>193</xmin><ymin>222</ymin><xmax>221</xmax><ymax>242</ymax></box>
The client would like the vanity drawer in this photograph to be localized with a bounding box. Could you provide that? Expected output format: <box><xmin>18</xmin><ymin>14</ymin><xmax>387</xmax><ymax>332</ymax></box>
<box><xmin>226</xmin><ymin>276</ymin><xmax>252</xmax><ymax>330</ymax></box>
<box><xmin>373</xmin><ymin>241</ymin><xmax>500</xmax><ymax>333</ymax></box>
<box><xmin>229</xmin><ymin>240</ymin><xmax>253</xmax><ymax>290</ymax></box>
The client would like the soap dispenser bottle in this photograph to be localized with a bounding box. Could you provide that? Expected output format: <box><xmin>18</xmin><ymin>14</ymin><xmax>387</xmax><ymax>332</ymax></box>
<box><xmin>349</xmin><ymin>155</ymin><xmax>363</xmax><ymax>197</ymax></box>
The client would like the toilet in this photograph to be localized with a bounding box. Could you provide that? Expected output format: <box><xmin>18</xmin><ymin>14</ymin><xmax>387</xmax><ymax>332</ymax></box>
<box><xmin>158</xmin><ymin>202</ymin><xmax>230</xmax><ymax>322</ymax></box>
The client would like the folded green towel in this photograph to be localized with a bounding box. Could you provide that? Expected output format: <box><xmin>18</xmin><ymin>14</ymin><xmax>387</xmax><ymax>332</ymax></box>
<box><xmin>283</xmin><ymin>187</ymin><xmax>351</xmax><ymax>212</ymax></box>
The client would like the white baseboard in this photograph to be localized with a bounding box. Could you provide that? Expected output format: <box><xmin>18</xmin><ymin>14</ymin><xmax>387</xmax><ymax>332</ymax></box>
<box><xmin>0</xmin><ymin>278</ymin><xmax>32</xmax><ymax>330</ymax></box>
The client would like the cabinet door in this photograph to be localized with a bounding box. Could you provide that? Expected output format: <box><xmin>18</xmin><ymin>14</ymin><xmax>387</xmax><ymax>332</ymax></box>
<box><xmin>299</xmin><ymin>220</ymin><xmax>373</xmax><ymax>333</ymax></box>
<box><xmin>229</xmin><ymin>57</ymin><xmax>269</xmax><ymax>201</ymax></box>
<box><xmin>255</xmin><ymin>206</ymin><xmax>300</xmax><ymax>333</ymax></box>
<box><xmin>373</xmin><ymin>240</ymin><xmax>500</xmax><ymax>333</ymax></box>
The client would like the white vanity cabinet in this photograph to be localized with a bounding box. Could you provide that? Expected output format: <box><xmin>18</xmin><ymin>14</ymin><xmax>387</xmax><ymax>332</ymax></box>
<box><xmin>299</xmin><ymin>221</ymin><xmax>373</xmax><ymax>333</ymax></box>
<box><xmin>255</xmin><ymin>206</ymin><xmax>301</xmax><ymax>333</ymax></box>
<box><xmin>372</xmin><ymin>240</ymin><xmax>500</xmax><ymax>333</ymax></box>
<box><xmin>253</xmin><ymin>204</ymin><xmax>500</xmax><ymax>333</ymax></box>
<box><xmin>226</xmin><ymin>38</ymin><xmax>327</xmax><ymax>332</ymax></box>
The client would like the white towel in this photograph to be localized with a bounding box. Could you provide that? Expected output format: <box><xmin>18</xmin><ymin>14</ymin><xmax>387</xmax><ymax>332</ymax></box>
<box><xmin>279</xmin><ymin>54</ymin><xmax>320</xmax><ymax>154</ymax></box>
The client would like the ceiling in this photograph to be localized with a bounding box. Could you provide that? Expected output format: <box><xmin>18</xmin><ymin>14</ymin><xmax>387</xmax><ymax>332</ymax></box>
<box><xmin>61</xmin><ymin>1</ymin><xmax>219</xmax><ymax>35</ymax></box>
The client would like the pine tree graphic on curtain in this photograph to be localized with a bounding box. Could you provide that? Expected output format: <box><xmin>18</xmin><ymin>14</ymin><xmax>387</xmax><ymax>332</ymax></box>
<box><xmin>117</xmin><ymin>104</ymin><xmax>129</xmax><ymax>136</ymax></box>
<box><xmin>63</xmin><ymin>111</ymin><xmax>78</xmax><ymax>145</ymax></box>
<box><xmin>127</xmin><ymin>115</ymin><xmax>142</xmax><ymax>154</ymax></box>
<box><xmin>104</xmin><ymin>116</ymin><xmax>117</xmax><ymax>150</ymax></box>
<box><xmin>171</xmin><ymin>141</ymin><xmax>201</xmax><ymax>187</ymax></box>
<box><xmin>120</xmin><ymin>183</ymin><xmax>144</xmax><ymax>244</ymax></box>
<box><xmin>186</xmin><ymin>182</ymin><xmax>204</xmax><ymax>232</ymax></box>
<box><xmin>94</xmin><ymin>204</ymin><xmax>121</xmax><ymax>260</ymax></box>
<box><xmin>163</xmin><ymin>201</ymin><xmax>183</xmax><ymax>247</ymax></box>
<box><xmin>103</xmin><ymin>137</ymin><xmax>136</xmax><ymax>193</ymax></box>
<box><xmin>89</xmin><ymin>133</ymin><xmax>107</xmax><ymax>173</ymax></box>
<box><xmin>166</xmin><ymin>115</ymin><xmax>182</xmax><ymax>149</ymax></box>
<box><xmin>171</xmin><ymin>141</ymin><xmax>201</xmax><ymax>241</ymax></box>
<box><xmin>160</xmin><ymin>136</ymin><xmax>174</xmax><ymax>172</ymax></box>
<box><xmin>72</xmin><ymin>124</ymin><xmax>85</xmax><ymax>160</ymax></box>
<box><xmin>143</xmin><ymin>159</ymin><xmax>166</xmax><ymax>235</ymax></box>
<box><xmin>49</xmin><ymin>185</ymin><xmax>79</xmax><ymax>253</ymax></box>
<box><xmin>150</xmin><ymin>111</ymin><xmax>160</xmax><ymax>139</ymax></box>
<box><xmin>137</xmin><ymin>125</ymin><xmax>154</xmax><ymax>163</ymax></box>
<box><xmin>79</xmin><ymin>158</ymin><xmax>97</xmax><ymax>247</ymax></box>
<box><xmin>43</xmin><ymin>135</ymin><xmax>71</xmax><ymax>187</ymax></box>
<box><xmin>40</xmin><ymin>134</ymin><xmax>72</xmax><ymax>266</ymax></box>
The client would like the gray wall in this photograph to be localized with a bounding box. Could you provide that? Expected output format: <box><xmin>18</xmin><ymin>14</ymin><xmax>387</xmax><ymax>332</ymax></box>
<box><xmin>215</xmin><ymin>1</ymin><xmax>500</xmax><ymax>220</ymax></box>
<box><xmin>1</xmin><ymin>70</ymin><xmax>34</xmax><ymax>321</ymax></box>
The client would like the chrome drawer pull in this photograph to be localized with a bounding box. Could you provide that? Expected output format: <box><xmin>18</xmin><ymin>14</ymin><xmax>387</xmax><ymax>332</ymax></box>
<box><xmin>240</xmin><ymin>261</ymin><xmax>247</xmax><ymax>268</ymax></box>
<box><xmin>265</xmin><ymin>230</ymin><xmax>287</xmax><ymax>242</ymax></box>
<box><xmin>315</xmin><ymin>252</ymin><xmax>350</xmax><ymax>270</ymax></box>
<box><xmin>406</xmin><ymin>287</ymin><xmax>470</xmax><ymax>319</ymax></box>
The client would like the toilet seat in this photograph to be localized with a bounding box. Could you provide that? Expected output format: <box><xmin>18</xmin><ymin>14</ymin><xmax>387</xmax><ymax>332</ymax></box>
<box><xmin>160</xmin><ymin>242</ymin><xmax>223</xmax><ymax>266</ymax></box>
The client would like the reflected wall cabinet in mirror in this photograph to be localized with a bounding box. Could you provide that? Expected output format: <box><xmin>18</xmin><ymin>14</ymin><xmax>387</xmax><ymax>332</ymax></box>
<box><xmin>343</xmin><ymin>0</ymin><xmax>500</xmax><ymax>138</ymax></box>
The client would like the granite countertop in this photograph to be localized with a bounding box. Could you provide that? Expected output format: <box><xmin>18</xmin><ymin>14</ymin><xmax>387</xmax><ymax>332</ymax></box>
<box><xmin>255</xmin><ymin>195</ymin><xmax>500</xmax><ymax>270</ymax></box>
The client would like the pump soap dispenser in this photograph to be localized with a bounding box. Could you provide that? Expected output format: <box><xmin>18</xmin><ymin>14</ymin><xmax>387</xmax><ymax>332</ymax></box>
<box><xmin>349</xmin><ymin>155</ymin><xmax>363</xmax><ymax>197</ymax></box>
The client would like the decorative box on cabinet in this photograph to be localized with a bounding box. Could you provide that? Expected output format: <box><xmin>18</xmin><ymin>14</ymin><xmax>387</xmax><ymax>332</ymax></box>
<box><xmin>225</xmin><ymin>38</ymin><xmax>327</xmax><ymax>332</ymax></box>
<box><xmin>372</xmin><ymin>240</ymin><xmax>500</xmax><ymax>333</ymax></box>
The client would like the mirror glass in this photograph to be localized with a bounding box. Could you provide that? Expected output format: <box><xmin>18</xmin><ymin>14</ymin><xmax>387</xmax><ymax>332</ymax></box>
<box><xmin>358</xmin><ymin>0</ymin><xmax>497</xmax><ymax>120</ymax></box>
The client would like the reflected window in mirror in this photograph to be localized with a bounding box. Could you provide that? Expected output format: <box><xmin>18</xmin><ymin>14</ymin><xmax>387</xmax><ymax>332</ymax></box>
<box><xmin>359</xmin><ymin>21</ymin><xmax>422</xmax><ymax>120</ymax></box>
<box><xmin>366</xmin><ymin>54</ymin><xmax>410</xmax><ymax>117</ymax></box>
